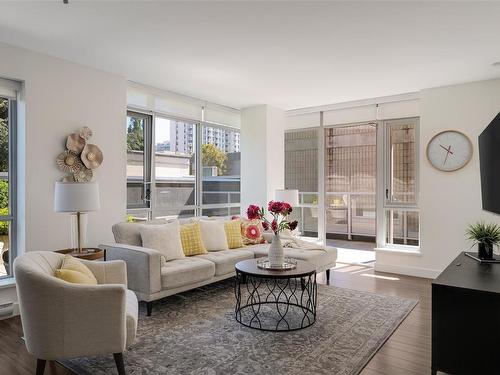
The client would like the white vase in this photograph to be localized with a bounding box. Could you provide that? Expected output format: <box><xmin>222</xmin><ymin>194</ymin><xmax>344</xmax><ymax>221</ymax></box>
<box><xmin>269</xmin><ymin>234</ymin><xmax>285</xmax><ymax>267</ymax></box>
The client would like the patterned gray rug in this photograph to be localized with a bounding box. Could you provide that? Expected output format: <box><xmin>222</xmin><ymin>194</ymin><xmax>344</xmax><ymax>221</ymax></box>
<box><xmin>61</xmin><ymin>279</ymin><xmax>417</xmax><ymax>375</ymax></box>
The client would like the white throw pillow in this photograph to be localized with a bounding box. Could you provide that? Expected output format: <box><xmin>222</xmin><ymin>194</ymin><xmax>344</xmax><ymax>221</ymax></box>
<box><xmin>199</xmin><ymin>220</ymin><xmax>229</xmax><ymax>251</ymax></box>
<box><xmin>139</xmin><ymin>221</ymin><xmax>185</xmax><ymax>262</ymax></box>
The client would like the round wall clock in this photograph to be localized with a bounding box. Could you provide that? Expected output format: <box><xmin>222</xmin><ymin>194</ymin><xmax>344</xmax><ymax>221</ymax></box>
<box><xmin>426</xmin><ymin>130</ymin><xmax>473</xmax><ymax>172</ymax></box>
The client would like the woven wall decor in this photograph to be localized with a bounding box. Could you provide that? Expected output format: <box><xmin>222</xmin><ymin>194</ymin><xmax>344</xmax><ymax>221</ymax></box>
<box><xmin>56</xmin><ymin>127</ymin><xmax>103</xmax><ymax>182</ymax></box>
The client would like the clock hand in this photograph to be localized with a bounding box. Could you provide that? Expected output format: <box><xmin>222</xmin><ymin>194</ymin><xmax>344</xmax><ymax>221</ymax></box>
<box><xmin>444</xmin><ymin>151</ymin><xmax>450</xmax><ymax>166</ymax></box>
<box><xmin>440</xmin><ymin>144</ymin><xmax>454</xmax><ymax>155</ymax></box>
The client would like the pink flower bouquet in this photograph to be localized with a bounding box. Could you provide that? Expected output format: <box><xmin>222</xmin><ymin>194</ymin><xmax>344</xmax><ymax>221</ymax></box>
<box><xmin>246</xmin><ymin>201</ymin><xmax>298</xmax><ymax>235</ymax></box>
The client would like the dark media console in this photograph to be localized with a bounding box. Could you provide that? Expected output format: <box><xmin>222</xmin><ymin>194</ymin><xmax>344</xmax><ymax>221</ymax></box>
<box><xmin>432</xmin><ymin>252</ymin><xmax>500</xmax><ymax>375</ymax></box>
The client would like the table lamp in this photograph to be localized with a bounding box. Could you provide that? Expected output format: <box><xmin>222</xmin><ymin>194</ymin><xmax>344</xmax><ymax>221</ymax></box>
<box><xmin>54</xmin><ymin>182</ymin><xmax>100</xmax><ymax>253</ymax></box>
<box><xmin>275</xmin><ymin>189</ymin><xmax>299</xmax><ymax>207</ymax></box>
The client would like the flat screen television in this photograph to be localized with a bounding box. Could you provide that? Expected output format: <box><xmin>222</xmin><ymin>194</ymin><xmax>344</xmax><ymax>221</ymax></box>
<box><xmin>479</xmin><ymin>112</ymin><xmax>500</xmax><ymax>214</ymax></box>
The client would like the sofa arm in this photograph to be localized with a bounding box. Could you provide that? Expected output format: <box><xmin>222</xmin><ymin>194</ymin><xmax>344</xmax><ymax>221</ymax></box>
<box><xmin>80</xmin><ymin>259</ymin><xmax>127</xmax><ymax>286</ymax></box>
<box><xmin>99</xmin><ymin>243</ymin><xmax>162</xmax><ymax>297</ymax></box>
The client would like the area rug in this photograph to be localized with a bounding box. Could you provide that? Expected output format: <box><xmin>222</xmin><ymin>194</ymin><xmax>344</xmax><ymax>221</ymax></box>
<box><xmin>61</xmin><ymin>279</ymin><xmax>417</xmax><ymax>375</ymax></box>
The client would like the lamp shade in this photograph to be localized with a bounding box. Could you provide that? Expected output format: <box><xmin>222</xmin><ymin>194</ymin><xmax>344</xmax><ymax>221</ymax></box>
<box><xmin>275</xmin><ymin>189</ymin><xmax>299</xmax><ymax>206</ymax></box>
<box><xmin>54</xmin><ymin>182</ymin><xmax>100</xmax><ymax>212</ymax></box>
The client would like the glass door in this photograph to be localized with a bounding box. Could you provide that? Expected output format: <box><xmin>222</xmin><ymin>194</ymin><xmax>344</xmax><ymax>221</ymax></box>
<box><xmin>324</xmin><ymin>123</ymin><xmax>377</xmax><ymax>250</ymax></box>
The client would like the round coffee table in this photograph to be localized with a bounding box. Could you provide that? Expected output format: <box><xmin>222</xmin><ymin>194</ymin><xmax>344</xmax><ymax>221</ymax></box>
<box><xmin>234</xmin><ymin>259</ymin><xmax>317</xmax><ymax>332</ymax></box>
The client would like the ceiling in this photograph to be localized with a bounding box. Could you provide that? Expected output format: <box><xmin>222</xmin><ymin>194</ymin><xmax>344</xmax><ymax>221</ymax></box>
<box><xmin>1</xmin><ymin>1</ymin><xmax>500</xmax><ymax>110</ymax></box>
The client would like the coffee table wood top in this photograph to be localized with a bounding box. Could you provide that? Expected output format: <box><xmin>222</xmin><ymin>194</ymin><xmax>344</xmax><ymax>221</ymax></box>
<box><xmin>235</xmin><ymin>259</ymin><xmax>316</xmax><ymax>279</ymax></box>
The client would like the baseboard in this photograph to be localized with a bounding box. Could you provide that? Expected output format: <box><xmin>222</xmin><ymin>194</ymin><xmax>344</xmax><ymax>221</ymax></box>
<box><xmin>375</xmin><ymin>262</ymin><xmax>441</xmax><ymax>279</ymax></box>
<box><xmin>0</xmin><ymin>301</ymin><xmax>19</xmax><ymax>320</ymax></box>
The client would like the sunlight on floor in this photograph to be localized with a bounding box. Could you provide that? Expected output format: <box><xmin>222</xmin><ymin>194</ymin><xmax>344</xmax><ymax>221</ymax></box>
<box><xmin>361</xmin><ymin>273</ymin><xmax>400</xmax><ymax>281</ymax></box>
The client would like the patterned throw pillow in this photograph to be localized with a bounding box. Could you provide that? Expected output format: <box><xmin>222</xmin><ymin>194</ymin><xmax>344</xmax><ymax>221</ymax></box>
<box><xmin>240</xmin><ymin>218</ymin><xmax>266</xmax><ymax>245</ymax></box>
<box><xmin>224</xmin><ymin>220</ymin><xmax>244</xmax><ymax>249</ymax></box>
<box><xmin>180</xmin><ymin>222</ymin><xmax>208</xmax><ymax>256</ymax></box>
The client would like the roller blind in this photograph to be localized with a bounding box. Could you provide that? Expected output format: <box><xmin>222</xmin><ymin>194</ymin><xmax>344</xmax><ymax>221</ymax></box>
<box><xmin>0</xmin><ymin>78</ymin><xmax>21</xmax><ymax>99</ymax></box>
<box><xmin>127</xmin><ymin>82</ymin><xmax>203</xmax><ymax>122</ymax></box>
<box><xmin>285</xmin><ymin>112</ymin><xmax>321</xmax><ymax>130</ymax></box>
<box><xmin>204</xmin><ymin>103</ymin><xmax>241</xmax><ymax>128</ymax></box>
<box><xmin>323</xmin><ymin>105</ymin><xmax>377</xmax><ymax>126</ymax></box>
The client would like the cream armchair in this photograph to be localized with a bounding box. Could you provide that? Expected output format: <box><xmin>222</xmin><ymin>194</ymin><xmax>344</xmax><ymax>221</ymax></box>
<box><xmin>14</xmin><ymin>251</ymin><xmax>138</xmax><ymax>375</ymax></box>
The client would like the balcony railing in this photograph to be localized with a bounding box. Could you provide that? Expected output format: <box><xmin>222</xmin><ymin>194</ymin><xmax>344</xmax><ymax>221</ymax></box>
<box><xmin>294</xmin><ymin>192</ymin><xmax>418</xmax><ymax>244</ymax></box>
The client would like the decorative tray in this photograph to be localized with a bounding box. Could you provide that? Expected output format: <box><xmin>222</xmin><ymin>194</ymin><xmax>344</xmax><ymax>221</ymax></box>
<box><xmin>257</xmin><ymin>258</ymin><xmax>297</xmax><ymax>271</ymax></box>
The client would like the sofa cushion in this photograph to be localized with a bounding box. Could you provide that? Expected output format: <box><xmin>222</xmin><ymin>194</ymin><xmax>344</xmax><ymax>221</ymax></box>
<box><xmin>224</xmin><ymin>220</ymin><xmax>244</xmax><ymax>249</ymax></box>
<box><xmin>198</xmin><ymin>220</ymin><xmax>229</xmax><ymax>251</ymax></box>
<box><xmin>196</xmin><ymin>249</ymin><xmax>254</xmax><ymax>276</ymax></box>
<box><xmin>139</xmin><ymin>222</ymin><xmax>185</xmax><ymax>261</ymax></box>
<box><xmin>112</xmin><ymin>219</ymin><xmax>167</xmax><ymax>246</ymax></box>
<box><xmin>160</xmin><ymin>257</ymin><xmax>215</xmax><ymax>290</ymax></box>
<box><xmin>125</xmin><ymin>290</ymin><xmax>138</xmax><ymax>346</ymax></box>
<box><xmin>180</xmin><ymin>222</ymin><xmax>208</xmax><ymax>256</ymax></box>
<box><xmin>250</xmin><ymin>245</ymin><xmax>337</xmax><ymax>269</ymax></box>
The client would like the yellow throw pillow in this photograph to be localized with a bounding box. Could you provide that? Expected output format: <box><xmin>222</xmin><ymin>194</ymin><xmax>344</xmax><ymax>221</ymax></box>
<box><xmin>180</xmin><ymin>222</ymin><xmax>207</xmax><ymax>256</ymax></box>
<box><xmin>225</xmin><ymin>220</ymin><xmax>244</xmax><ymax>249</ymax></box>
<box><xmin>55</xmin><ymin>268</ymin><xmax>98</xmax><ymax>285</ymax></box>
<box><xmin>56</xmin><ymin>255</ymin><xmax>98</xmax><ymax>284</ymax></box>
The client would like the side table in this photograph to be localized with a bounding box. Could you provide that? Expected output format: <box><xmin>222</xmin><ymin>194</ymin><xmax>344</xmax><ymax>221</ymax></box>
<box><xmin>55</xmin><ymin>248</ymin><xmax>106</xmax><ymax>261</ymax></box>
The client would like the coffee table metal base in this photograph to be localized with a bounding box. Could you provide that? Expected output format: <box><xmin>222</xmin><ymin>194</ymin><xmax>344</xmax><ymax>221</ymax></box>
<box><xmin>234</xmin><ymin>271</ymin><xmax>317</xmax><ymax>332</ymax></box>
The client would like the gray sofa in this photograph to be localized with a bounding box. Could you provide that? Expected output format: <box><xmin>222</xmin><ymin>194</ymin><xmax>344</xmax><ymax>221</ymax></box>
<box><xmin>100</xmin><ymin>221</ymin><xmax>337</xmax><ymax>316</ymax></box>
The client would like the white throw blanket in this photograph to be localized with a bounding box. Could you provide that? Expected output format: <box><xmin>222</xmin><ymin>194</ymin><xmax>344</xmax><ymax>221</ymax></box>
<box><xmin>279</xmin><ymin>233</ymin><xmax>328</xmax><ymax>253</ymax></box>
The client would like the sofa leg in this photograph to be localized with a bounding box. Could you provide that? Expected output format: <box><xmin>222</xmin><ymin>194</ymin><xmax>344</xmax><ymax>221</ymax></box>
<box><xmin>36</xmin><ymin>359</ymin><xmax>46</xmax><ymax>375</ymax></box>
<box><xmin>326</xmin><ymin>269</ymin><xmax>331</xmax><ymax>284</ymax></box>
<box><xmin>113</xmin><ymin>352</ymin><xmax>126</xmax><ymax>375</ymax></box>
<box><xmin>146</xmin><ymin>301</ymin><xmax>153</xmax><ymax>317</ymax></box>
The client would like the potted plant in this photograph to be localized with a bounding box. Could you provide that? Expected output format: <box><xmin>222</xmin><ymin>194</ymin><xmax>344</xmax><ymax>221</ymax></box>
<box><xmin>466</xmin><ymin>221</ymin><xmax>500</xmax><ymax>260</ymax></box>
<box><xmin>247</xmin><ymin>201</ymin><xmax>298</xmax><ymax>267</ymax></box>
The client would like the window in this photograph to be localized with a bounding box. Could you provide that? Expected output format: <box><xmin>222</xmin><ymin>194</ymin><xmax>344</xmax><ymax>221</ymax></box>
<box><xmin>201</xmin><ymin>124</ymin><xmax>240</xmax><ymax>217</ymax></box>
<box><xmin>126</xmin><ymin>110</ymin><xmax>241</xmax><ymax>220</ymax></box>
<box><xmin>285</xmin><ymin>128</ymin><xmax>318</xmax><ymax>237</ymax></box>
<box><xmin>383</xmin><ymin>118</ymin><xmax>419</xmax><ymax>247</ymax></box>
<box><xmin>153</xmin><ymin>117</ymin><xmax>196</xmax><ymax>220</ymax></box>
<box><xmin>126</xmin><ymin>111</ymin><xmax>151</xmax><ymax>220</ymax></box>
<box><xmin>0</xmin><ymin>88</ymin><xmax>18</xmax><ymax>279</ymax></box>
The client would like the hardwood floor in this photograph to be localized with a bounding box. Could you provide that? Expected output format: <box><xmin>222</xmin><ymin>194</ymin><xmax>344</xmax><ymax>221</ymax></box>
<box><xmin>0</xmin><ymin>263</ymin><xmax>432</xmax><ymax>375</ymax></box>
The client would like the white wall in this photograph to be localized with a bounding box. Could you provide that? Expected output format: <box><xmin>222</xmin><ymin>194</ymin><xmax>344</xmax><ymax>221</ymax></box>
<box><xmin>241</xmin><ymin>105</ymin><xmax>284</xmax><ymax>211</ymax></box>
<box><xmin>0</xmin><ymin>42</ymin><xmax>127</xmax><ymax>255</ymax></box>
<box><xmin>376</xmin><ymin>79</ymin><xmax>500</xmax><ymax>278</ymax></box>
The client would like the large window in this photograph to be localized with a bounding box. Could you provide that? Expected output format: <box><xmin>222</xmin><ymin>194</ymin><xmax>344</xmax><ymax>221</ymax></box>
<box><xmin>126</xmin><ymin>110</ymin><xmax>240</xmax><ymax>220</ymax></box>
<box><xmin>0</xmin><ymin>88</ymin><xmax>17</xmax><ymax>279</ymax></box>
<box><xmin>283</xmin><ymin>115</ymin><xmax>420</xmax><ymax>250</ymax></box>
<box><xmin>285</xmin><ymin>128</ymin><xmax>318</xmax><ymax>237</ymax></box>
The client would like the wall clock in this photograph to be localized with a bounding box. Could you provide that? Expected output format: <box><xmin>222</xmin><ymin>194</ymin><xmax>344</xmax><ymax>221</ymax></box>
<box><xmin>426</xmin><ymin>130</ymin><xmax>473</xmax><ymax>172</ymax></box>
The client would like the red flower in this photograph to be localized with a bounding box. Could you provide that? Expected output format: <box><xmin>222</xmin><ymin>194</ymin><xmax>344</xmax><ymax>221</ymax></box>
<box><xmin>262</xmin><ymin>221</ymin><xmax>270</xmax><ymax>231</ymax></box>
<box><xmin>268</xmin><ymin>201</ymin><xmax>285</xmax><ymax>214</ymax></box>
<box><xmin>282</xmin><ymin>203</ymin><xmax>292</xmax><ymax>215</ymax></box>
<box><xmin>271</xmin><ymin>220</ymin><xmax>278</xmax><ymax>233</ymax></box>
<box><xmin>288</xmin><ymin>220</ymin><xmax>298</xmax><ymax>231</ymax></box>
<box><xmin>246</xmin><ymin>205</ymin><xmax>261</xmax><ymax>220</ymax></box>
